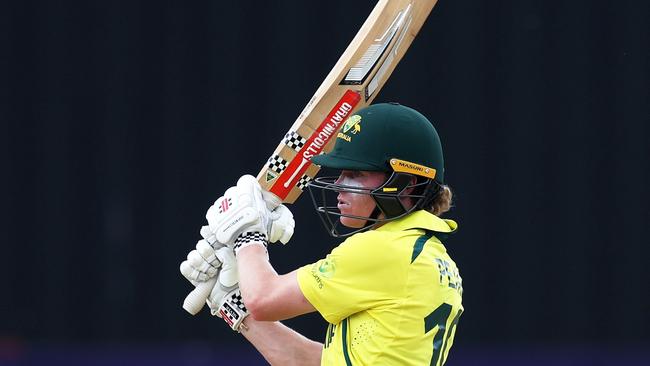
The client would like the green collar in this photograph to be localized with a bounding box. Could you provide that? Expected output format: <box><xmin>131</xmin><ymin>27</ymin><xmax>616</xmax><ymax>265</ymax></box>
<box><xmin>376</xmin><ymin>210</ymin><xmax>458</xmax><ymax>234</ymax></box>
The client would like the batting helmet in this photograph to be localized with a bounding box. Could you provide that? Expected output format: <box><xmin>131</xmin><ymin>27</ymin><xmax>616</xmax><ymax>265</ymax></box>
<box><xmin>308</xmin><ymin>102</ymin><xmax>446</xmax><ymax>237</ymax></box>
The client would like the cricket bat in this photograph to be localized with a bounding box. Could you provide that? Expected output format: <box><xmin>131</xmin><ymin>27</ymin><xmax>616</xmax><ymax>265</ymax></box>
<box><xmin>183</xmin><ymin>0</ymin><xmax>438</xmax><ymax>315</ymax></box>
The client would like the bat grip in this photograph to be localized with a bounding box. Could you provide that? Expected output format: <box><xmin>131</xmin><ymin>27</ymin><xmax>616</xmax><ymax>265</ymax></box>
<box><xmin>183</xmin><ymin>277</ymin><xmax>217</xmax><ymax>315</ymax></box>
<box><xmin>262</xmin><ymin>190</ymin><xmax>282</xmax><ymax>210</ymax></box>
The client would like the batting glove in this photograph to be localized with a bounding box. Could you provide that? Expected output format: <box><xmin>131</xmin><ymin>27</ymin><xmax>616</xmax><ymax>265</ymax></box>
<box><xmin>181</xmin><ymin>242</ymin><xmax>250</xmax><ymax>331</ymax></box>
<box><xmin>205</xmin><ymin>174</ymin><xmax>295</xmax><ymax>253</ymax></box>
<box><xmin>180</xmin><ymin>226</ymin><xmax>225</xmax><ymax>284</ymax></box>
<box><xmin>180</xmin><ymin>176</ymin><xmax>294</xmax><ymax>321</ymax></box>
<box><xmin>205</xmin><ymin>247</ymin><xmax>250</xmax><ymax>332</ymax></box>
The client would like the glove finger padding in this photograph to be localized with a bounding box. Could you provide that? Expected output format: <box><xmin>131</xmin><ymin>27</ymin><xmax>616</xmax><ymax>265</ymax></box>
<box><xmin>196</xmin><ymin>240</ymin><xmax>220</xmax><ymax>266</ymax></box>
<box><xmin>215</xmin><ymin>247</ymin><xmax>238</xmax><ymax>288</ymax></box>
<box><xmin>200</xmin><ymin>225</ymin><xmax>224</xmax><ymax>249</ymax></box>
<box><xmin>207</xmin><ymin>276</ymin><xmax>233</xmax><ymax>313</ymax></box>
<box><xmin>180</xmin><ymin>238</ymin><xmax>222</xmax><ymax>282</ymax></box>
<box><xmin>199</xmin><ymin>225</ymin><xmax>213</xmax><ymax>240</ymax></box>
<box><xmin>268</xmin><ymin>204</ymin><xmax>295</xmax><ymax>244</ymax></box>
<box><xmin>180</xmin><ymin>252</ymin><xmax>218</xmax><ymax>282</ymax></box>
<box><xmin>180</xmin><ymin>260</ymin><xmax>209</xmax><ymax>282</ymax></box>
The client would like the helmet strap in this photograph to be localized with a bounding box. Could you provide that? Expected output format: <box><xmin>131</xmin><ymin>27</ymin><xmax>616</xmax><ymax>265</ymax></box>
<box><xmin>368</xmin><ymin>205</ymin><xmax>382</xmax><ymax>221</ymax></box>
<box><xmin>371</xmin><ymin>172</ymin><xmax>412</xmax><ymax>219</ymax></box>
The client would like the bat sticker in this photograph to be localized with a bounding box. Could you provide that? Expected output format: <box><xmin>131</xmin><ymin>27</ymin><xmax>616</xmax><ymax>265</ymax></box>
<box><xmin>283</xmin><ymin>131</ymin><xmax>307</xmax><ymax>152</ymax></box>
<box><xmin>341</xmin><ymin>5</ymin><xmax>413</xmax><ymax>86</ymax></box>
<box><xmin>297</xmin><ymin>174</ymin><xmax>313</xmax><ymax>191</ymax></box>
<box><xmin>267</xmin><ymin>155</ymin><xmax>289</xmax><ymax>175</ymax></box>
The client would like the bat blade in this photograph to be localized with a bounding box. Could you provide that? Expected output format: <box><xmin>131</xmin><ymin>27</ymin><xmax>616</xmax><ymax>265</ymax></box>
<box><xmin>258</xmin><ymin>0</ymin><xmax>438</xmax><ymax>204</ymax></box>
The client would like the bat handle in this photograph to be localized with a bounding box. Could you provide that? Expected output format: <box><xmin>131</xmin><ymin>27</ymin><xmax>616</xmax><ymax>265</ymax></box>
<box><xmin>262</xmin><ymin>189</ymin><xmax>282</xmax><ymax>210</ymax></box>
<box><xmin>183</xmin><ymin>277</ymin><xmax>217</xmax><ymax>315</ymax></box>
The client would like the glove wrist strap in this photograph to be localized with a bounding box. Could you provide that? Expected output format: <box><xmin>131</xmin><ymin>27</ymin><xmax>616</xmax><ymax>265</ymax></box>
<box><xmin>213</xmin><ymin>288</ymin><xmax>250</xmax><ymax>332</ymax></box>
<box><xmin>233</xmin><ymin>231</ymin><xmax>268</xmax><ymax>256</ymax></box>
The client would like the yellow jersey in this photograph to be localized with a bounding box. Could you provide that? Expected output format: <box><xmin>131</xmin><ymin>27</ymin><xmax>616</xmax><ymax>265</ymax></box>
<box><xmin>297</xmin><ymin>210</ymin><xmax>463</xmax><ymax>366</ymax></box>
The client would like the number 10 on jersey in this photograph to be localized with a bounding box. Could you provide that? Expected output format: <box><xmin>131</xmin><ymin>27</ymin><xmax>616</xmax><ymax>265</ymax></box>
<box><xmin>424</xmin><ymin>303</ymin><xmax>462</xmax><ymax>366</ymax></box>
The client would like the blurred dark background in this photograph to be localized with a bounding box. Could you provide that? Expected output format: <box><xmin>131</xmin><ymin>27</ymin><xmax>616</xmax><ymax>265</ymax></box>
<box><xmin>1</xmin><ymin>0</ymin><xmax>649</xmax><ymax>365</ymax></box>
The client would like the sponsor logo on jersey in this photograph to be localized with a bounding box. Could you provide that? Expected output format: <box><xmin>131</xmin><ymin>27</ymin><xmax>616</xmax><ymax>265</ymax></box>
<box><xmin>317</xmin><ymin>258</ymin><xmax>336</xmax><ymax>278</ymax></box>
<box><xmin>310</xmin><ymin>271</ymin><xmax>324</xmax><ymax>289</ymax></box>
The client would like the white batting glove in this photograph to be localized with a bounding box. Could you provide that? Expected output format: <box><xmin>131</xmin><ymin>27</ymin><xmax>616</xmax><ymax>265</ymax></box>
<box><xmin>206</xmin><ymin>175</ymin><xmax>295</xmax><ymax>251</ymax></box>
<box><xmin>180</xmin><ymin>176</ymin><xmax>294</xmax><ymax>319</ymax></box>
<box><xmin>213</xmin><ymin>286</ymin><xmax>249</xmax><ymax>332</ymax></box>
<box><xmin>180</xmin><ymin>226</ymin><xmax>225</xmax><ymax>285</ymax></box>
<box><xmin>206</xmin><ymin>175</ymin><xmax>270</xmax><ymax>244</ymax></box>
<box><xmin>180</xmin><ymin>200</ymin><xmax>293</xmax><ymax>284</ymax></box>
<box><xmin>206</xmin><ymin>247</ymin><xmax>250</xmax><ymax>332</ymax></box>
<box><xmin>181</xmin><ymin>242</ymin><xmax>250</xmax><ymax>331</ymax></box>
<box><xmin>199</xmin><ymin>225</ymin><xmax>222</xmax><ymax>248</ymax></box>
<box><xmin>230</xmin><ymin>203</ymin><xmax>296</xmax><ymax>255</ymax></box>
<box><xmin>268</xmin><ymin>204</ymin><xmax>295</xmax><ymax>245</ymax></box>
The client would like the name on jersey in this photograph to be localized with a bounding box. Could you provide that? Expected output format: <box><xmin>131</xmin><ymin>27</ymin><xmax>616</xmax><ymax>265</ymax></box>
<box><xmin>435</xmin><ymin>258</ymin><xmax>463</xmax><ymax>296</ymax></box>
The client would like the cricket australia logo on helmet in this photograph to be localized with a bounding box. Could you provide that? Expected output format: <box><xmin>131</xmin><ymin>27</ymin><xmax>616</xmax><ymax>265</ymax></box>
<box><xmin>337</xmin><ymin>114</ymin><xmax>363</xmax><ymax>143</ymax></box>
<box><xmin>342</xmin><ymin>115</ymin><xmax>362</xmax><ymax>134</ymax></box>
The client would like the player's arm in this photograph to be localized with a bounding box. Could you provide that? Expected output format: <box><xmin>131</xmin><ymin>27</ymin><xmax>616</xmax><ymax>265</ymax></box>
<box><xmin>237</xmin><ymin>245</ymin><xmax>316</xmax><ymax>321</ymax></box>
<box><xmin>239</xmin><ymin>317</ymin><xmax>322</xmax><ymax>366</ymax></box>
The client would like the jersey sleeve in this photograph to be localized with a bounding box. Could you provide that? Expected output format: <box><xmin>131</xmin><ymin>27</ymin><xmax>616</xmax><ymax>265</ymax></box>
<box><xmin>297</xmin><ymin>231</ymin><xmax>406</xmax><ymax>324</ymax></box>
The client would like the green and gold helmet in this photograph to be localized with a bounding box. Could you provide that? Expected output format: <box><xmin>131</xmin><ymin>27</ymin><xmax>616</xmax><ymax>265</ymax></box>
<box><xmin>308</xmin><ymin>102</ymin><xmax>446</xmax><ymax>237</ymax></box>
<box><xmin>311</xmin><ymin>102</ymin><xmax>444</xmax><ymax>182</ymax></box>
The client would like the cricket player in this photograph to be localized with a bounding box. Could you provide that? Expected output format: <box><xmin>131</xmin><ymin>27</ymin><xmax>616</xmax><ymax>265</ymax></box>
<box><xmin>181</xmin><ymin>103</ymin><xmax>463</xmax><ymax>365</ymax></box>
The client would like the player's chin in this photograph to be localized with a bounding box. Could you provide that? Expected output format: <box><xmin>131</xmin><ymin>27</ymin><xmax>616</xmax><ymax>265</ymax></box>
<box><xmin>340</xmin><ymin>216</ymin><xmax>368</xmax><ymax>229</ymax></box>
